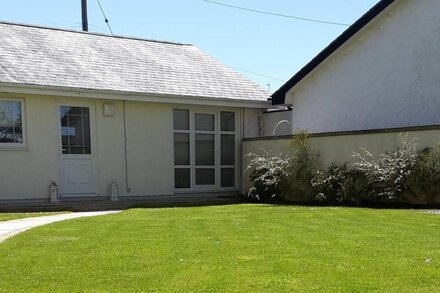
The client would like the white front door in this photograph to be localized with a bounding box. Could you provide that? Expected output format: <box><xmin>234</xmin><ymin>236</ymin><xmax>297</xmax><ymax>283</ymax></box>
<box><xmin>59</xmin><ymin>105</ymin><xmax>96</xmax><ymax>196</ymax></box>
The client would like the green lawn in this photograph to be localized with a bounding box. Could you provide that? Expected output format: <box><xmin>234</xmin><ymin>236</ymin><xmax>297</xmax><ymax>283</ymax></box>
<box><xmin>0</xmin><ymin>212</ymin><xmax>67</xmax><ymax>222</ymax></box>
<box><xmin>0</xmin><ymin>205</ymin><xmax>439</xmax><ymax>292</ymax></box>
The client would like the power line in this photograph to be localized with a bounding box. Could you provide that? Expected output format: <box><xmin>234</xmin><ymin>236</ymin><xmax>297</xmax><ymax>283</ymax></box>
<box><xmin>73</xmin><ymin>22</ymin><xmax>107</xmax><ymax>32</ymax></box>
<box><xmin>201</xmin><ymin>0</ymin><xmax>351</xmax><ymax>27</ymax></box>
<box><xmin>231</xmin><ymin>66</ymin><xmax>286</xmax><ymax>82</ymax></box>
<box><xmin>96</xmin><ymin>0</ymin><xmax>113</xmax><ymax>34</ymax></box>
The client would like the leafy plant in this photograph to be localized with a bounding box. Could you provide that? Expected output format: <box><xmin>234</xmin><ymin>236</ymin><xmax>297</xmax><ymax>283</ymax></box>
<box><xmin>245</xmin><ymin>149</ymin><xmax>291</xmax><ymax>203</ymax></box>
<box><xmin>312</xmin><ymin>164</ymin><xmax>368</xmax><ymax>205</ymax></box>
<box><xmin>352</xmin><ymin>134</ymin><xmax>418</xmax><ymax>202</ymax></box>
<box><xmin>407</xmin><ymin>145</ymin><xmax>440</xmax><ymax>206</ymax></box>
<box><xmin>283</xmin><ymin>132</ymin><xmax>320</xmax><ymax>203</ymax></box>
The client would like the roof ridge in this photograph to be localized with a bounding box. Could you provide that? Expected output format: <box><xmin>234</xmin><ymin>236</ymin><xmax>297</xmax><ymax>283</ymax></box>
<box><xmin>0</xmin><ymin>20</ymin><xmax>193</xmax><ymax>46</ymax></box>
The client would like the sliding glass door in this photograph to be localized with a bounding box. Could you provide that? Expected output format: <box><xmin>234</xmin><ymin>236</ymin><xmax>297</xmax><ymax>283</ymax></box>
<box><xmin>173</xmin><ymin>109</ymin><xmax>238</xmax><ymax>192</ymax></box>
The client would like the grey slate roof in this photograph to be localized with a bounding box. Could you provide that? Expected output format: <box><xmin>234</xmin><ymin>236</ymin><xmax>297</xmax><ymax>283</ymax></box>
<box><xmin>0</xmin><ymin>22</ymin><xmax>269</xmax><ymax>102</ymax></box>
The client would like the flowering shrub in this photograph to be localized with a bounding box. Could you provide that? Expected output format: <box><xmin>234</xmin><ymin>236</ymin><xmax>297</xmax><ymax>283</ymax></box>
<box><xmin>352</xmin><ymin>134</ymin><xmax>418</xmax><ymax>202</ymax></box>
<box><xmin>245</xmin><ymin>149</ymin><xmax>291</xmax><ymax>203</ymax></box>
<box><xmin>246</xmin><ymin>133</ymin><xmax>440</xmax><ymax>207</ymax></box>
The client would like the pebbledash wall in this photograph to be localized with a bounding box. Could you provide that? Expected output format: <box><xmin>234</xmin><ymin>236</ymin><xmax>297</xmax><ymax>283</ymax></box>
<box><xmin>0</xmin><ymin>93</ymin><xmax>173</xmax><ymax>200</ymax></box>
<box><xmin>0</xmin><ymin>92</ymin><xmax>287</xmax><ymax>201</ymax></box>
<box><xmin>285</xmin><ymin>0</ymin><xmax>440</xmax><ymax>133</ymax></box>
<box><xmin>241</xmin><ymin>126</ymin><xmax>440</xmax><ymax>193</ymax></box>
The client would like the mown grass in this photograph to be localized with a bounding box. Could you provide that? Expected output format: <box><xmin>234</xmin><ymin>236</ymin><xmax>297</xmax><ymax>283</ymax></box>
<box><xmin>0</xmin><ymin>205</ymin><xmax>438</xmax><ymax>292</ymax></box>
<box><xmin>0</xmin><ymin>212</ymin><xmax>67</xmax><ymax>222</ymax></box>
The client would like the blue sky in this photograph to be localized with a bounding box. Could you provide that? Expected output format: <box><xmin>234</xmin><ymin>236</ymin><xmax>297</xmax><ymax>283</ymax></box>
<box><xmin>0</xmin><ymin>0</ymin><xmax>379</xmax><ymax>92</ymax></box>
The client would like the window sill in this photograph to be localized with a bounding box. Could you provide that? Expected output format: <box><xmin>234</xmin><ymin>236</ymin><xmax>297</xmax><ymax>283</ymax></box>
<box><xmin>0</xmin><ymin>145</ymin><xmax>28</xmax><ymax>151</ymax></box>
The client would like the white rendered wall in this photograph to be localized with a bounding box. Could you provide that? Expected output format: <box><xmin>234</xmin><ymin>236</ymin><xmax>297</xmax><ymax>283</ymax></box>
<box><xmin>0</xmin><ymin>94</ymin><xmax>59</xmax><ymax>199</ymax></box>
<box><xmin>286</xmin><ymin>0</ymin><xmax>440</xmax><ymax>133</ymax></box>
<box><xmin>243</xmin><ymin>108</ymin><xmax>263</xmax><ymax>138</ymax></box>
<box><xmin>263</xmin><ymin>111</ymin><xmax>292</xmax><ymax>136</ymax></box>
<box><xmin>243</xmin><ymin>108</ymin><xmax>292</xmax><ymax>138</ymax></box>
<box><xmin>0</xmin><ymin>93</ymin><xmax>251</xmax><ymax>200</ymax></box>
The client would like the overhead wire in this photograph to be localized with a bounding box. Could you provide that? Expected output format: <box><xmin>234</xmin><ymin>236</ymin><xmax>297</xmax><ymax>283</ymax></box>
<box><xmin>96</xmin><ymin>0</ymin><xmax>114</xmax><ymax>34</ymax></box>
<box><xmin>231</xmin><ymin>66</ymin><xmax>286</xmax><ymax>82</ymax></box>
<box><xmin>201</xmin><ymin>0</ymin><xmax>351</xmax><ymax>27</ymax></box>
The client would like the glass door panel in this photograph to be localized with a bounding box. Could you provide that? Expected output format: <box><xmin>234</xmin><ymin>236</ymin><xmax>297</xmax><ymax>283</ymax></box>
<box><xmin>220</xmin><ymin>111</ymin><xmax>236</xmax><ymax>189</ymax></box>
<box><xmin>196</xmin><ymin>169</ymin><xmax>215</xmax><ymax>185</ymax></box>
<box><xmin>195</xmin><ymin>134</ymin><xmax>215</xmax><ymax>165</ymax></box>
<box><xmin>194</xmin><ymin>113</ymin><xmax>216</xmax><ymax>188</ymax></box>
<box><xmin>60</xmin><ymin>106</ymin><xmax>91</xmax><ymax>155</ymax></box>
<box><xmin>221</xmin><ymin>134</ymin><xmax>235</xmax><ymax>165</ymax></box>
<box><xmin>221</xmin><ymin>168</ymin><xmax>235</xmax><ymax>188</ymax></box>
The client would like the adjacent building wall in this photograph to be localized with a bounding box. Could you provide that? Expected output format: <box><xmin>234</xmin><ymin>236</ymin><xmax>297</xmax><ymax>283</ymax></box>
<box><xmin>286</xmin><ymin>0</ymin><xmax>440</xmax><ymax>133</ymax></box>
<box><xmin>263</xmin><ymin>111</ymin><xmax>292</xmax><ymax>136</ymax></box>
<box><xmin>243</xmin><ymin>108</ymin><xmax>292</xmax><ymax>138</ymax></box>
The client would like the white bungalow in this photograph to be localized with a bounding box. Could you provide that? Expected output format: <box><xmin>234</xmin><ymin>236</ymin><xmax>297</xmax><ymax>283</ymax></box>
<box><xmin>0</xmin><ymin>21</ymin><xmax>287</xmax><ymax>206</ymax></box>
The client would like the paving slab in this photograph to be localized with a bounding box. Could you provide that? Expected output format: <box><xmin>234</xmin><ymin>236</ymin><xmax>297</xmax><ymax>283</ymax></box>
<box><xmin>0</xmin><ymin>211</ymin><xmax>121</xmax><ymax>242</ymax></box>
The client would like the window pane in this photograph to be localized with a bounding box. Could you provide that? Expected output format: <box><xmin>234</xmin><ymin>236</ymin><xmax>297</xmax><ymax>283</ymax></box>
<box><xmin>11</xmin><ymin>102</ymin><xmax>22</xmax><ymax>143</ymax></box>
<box><xmin>196</xmin><ymin>169</ymin><xmax>215</xmax><ymax>185</ymax></box>
<box><xmin>0</xmin><ymin>101</ymin><xmax>23</xmax><ymax>144</ymax></box>
<box><xmin>195</xmin><ymin>134</ymin><xmax>215</xmax><ymax>165</ymax></box>
<box><xmin>13</xmin><ymin>124</ymin><xmax>23</xmax><ymax>143</ymax></box>
<box><xmin>221</xmin><ymin>112</ymin><xmax>235</xmax><ymax>132</ymax></box>
<box><xmin>68</xmin><ymin>115</ymin><xmax>84</xmax><ymax>146</ymax></box>
<box><xmin>175</xmin><ymin>168</ymin><xmax>190</xmax><ymax>188</ymax></box>
<box><xmin>83</xmin><ymin>117</ymin><xmax>91</xmax><ymax>147</ymax></box>
<box><xmin>68</xmin><ymin>107</ymin><xmax>82</xmax><ymax>116</ymax></box>
<box><xmin>195</xmin><ymin>114</ymin><xmax>214</xmax><ymax>131</ymax></box>
<box><xmin>221</xmin><ymin>168</ymin><xmax>235</xmax><ymax>188</ymax></box>
<box><xmin>69</xmin><ymin>147</ymin><xmax>84</xmax><ymax>154</ymax></box>
<box><xmin>62</xmin><ymin>147</ymin><xmax>70</xmax><ymax>154</ymax></box>
<box><xmin>59</xmin><ymin>106</ymin><xmax>91</xmax><ymax>154</ymax></box>
<box><xmin>221</xmin><ymin>134</ymin><xmax>235</xmax><ymax>165</ymax></box>
<box><xmin>60</xmin><ymin>106</ymin><xmax>70</xmax><ymax>118</ymax></box>
<box><xmin>174</xmin><ymin>133</ymin><xmax>190</xmax><ymax>165</ymax></box>
<box><xmin>173</xmin><ymin>109</ymin><xmax>189</xmax><ymax>130</ymax></box>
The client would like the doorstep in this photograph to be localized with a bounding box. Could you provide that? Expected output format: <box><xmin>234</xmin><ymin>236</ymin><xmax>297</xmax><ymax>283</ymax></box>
<box><xmin>0</xmin><ymin>193</ymin><xmax>244</xmax><ymax>212</ymax></box>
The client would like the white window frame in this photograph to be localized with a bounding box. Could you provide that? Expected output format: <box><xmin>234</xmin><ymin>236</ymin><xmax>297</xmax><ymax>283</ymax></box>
<box><xmin>193</xmin><ymin>110</ymin><xmax>218</xmax><ymax>190</ymax></box>
<box><xmin>0</xmin><ymin>97</ymin><xmax>27</xmax><ymax>149</ymax></box>
<box><xmin>173</xmin><ymin>109</ymin><xmax>192</xmax><ymax>190</ymax></box>
<box><xmin>173</xmin><ymin>107</ymin><xmax>240</xmax><ymax>193</ymax></box>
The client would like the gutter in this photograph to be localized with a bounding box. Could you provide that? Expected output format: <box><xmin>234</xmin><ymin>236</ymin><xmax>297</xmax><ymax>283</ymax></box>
<box><xmin>0</xmin><ymin>82</ymin><xmax>271</xmax><ymax>109</ymax></box>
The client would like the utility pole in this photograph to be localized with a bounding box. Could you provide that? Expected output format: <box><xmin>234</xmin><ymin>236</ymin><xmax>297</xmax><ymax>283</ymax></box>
<box><xmin>81</xmin><ymin>0</ymin><xmax>88</xmax><ymax>32</ymax></box>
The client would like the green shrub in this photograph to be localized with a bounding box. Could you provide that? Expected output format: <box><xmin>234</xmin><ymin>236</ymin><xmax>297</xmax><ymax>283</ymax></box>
<box><xmin>352</xmin><ymin>134</ymin><xmax>418</xmax><ymax>202</ymax></box>
<box><xmin>282</xmin><ymin>132</ymin><xmax>320</xmax><ymax>203</ymax></box>
<box><xmin>245</xmin><ymin>149</ymin><xmax>291</xmax><ymax>203</ymax></box>
<box><xmin>312</xmin><ymin>164</ymin><xmax>369</xmax><ymax>205</ymax></box>
<box><xmin>246</xmin><ymin>132</ymin><xmax>440</xmax><ymax>207</ymax></box>
<box><xmin>407</xmin><ymin>145</ymin><xmax>440</xmax><ymax>207</ymax></box>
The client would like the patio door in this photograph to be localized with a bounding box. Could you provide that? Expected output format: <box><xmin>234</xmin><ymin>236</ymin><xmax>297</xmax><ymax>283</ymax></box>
<box><xmin>174</xmin><ymin>109</ymin><xmax>238</xmax><ymax>192</ymax></box>
<box><xmin>59</xmin><ymin>105</ymin><xmax>96</xmax><ymax>196</ymax></box>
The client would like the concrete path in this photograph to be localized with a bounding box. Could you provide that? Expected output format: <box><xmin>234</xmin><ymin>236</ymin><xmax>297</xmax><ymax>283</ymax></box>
<box><xmin>0</xmin><ymin>211</ymin><xmax>121</xmax><ymax>243</ymax></box>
